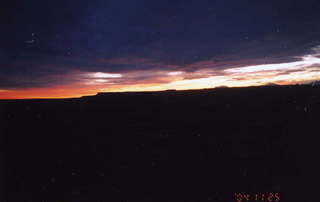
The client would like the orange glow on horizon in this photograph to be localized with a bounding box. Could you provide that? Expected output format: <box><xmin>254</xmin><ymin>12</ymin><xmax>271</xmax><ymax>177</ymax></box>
<box><xmin>1</xmin><ymin>54</ymin><xmax>320</xmax><ymax>99</ymax></box>
<box><xmin>1</xmin><ymin>73</ymin><xmax>318</xmax><ymax>99</ymax></box>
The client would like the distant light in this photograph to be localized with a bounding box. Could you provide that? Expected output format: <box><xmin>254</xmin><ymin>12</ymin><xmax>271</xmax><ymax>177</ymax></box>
<box><xmin>226</xmin><ymin>63</ymin><xmax>296</xmax><ymax>73</ymax></box>
<box><xmin>167</xmin><ymin>71</ymin><xmax>183</xmax><ymax>76</ymax></box>
<box><xmin>225</xmin><ymin>55</ymin><xmax>320</xmax><ymax>73</ymax></box>
<box><xmin>95</xmin><ymin>79</ymin><xmax>109</xmax><ymax>83</ymax></box>
<box><xmin>92</xmin><ymin>72</ymin><xmax>122</xmax><ymax>78</ymax></box>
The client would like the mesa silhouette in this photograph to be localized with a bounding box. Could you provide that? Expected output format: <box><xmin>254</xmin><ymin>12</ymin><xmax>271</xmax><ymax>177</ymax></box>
<box><xmin>1</xmin><ymin>84</ymin><xmax>319</xmax><ymax>201</ymax></box>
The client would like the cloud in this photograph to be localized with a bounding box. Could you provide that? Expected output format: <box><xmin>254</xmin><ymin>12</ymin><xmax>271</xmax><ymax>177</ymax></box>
<box><xmin>1</xmin><ymin>35</ymin><xmax>320</xmax><ymax>93</ymax></box>
<box><xmin>312</xmin><ymin>45</ymin><xmax>320</xmax><ymax>54</ymax></box>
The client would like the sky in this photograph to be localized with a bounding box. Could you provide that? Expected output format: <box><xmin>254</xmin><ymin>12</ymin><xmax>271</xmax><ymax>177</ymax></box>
<box><xmin>1</xmin><ymin>0</ymin><xmax>320</xmax><ymax>99</ymax></box>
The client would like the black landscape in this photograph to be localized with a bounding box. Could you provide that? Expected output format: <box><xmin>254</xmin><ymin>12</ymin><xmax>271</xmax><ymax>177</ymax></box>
<box><xmin>1</xmin><ymin>84</ymin><xmax>320</xmax><ymax>201</ymax></box>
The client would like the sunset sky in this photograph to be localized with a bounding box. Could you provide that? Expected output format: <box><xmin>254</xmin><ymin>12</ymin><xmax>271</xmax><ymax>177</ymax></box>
<box><xmin>1</xmin><ymin>0</ymin><xmax>320</xmax><ymax>99</ymax></box>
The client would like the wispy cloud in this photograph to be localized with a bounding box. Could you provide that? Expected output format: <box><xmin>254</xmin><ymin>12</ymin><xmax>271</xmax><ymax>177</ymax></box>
<box><xmin>1</xmin><ymin>45</ymin><xmax>320</xmax><ymax>99</ymax></box>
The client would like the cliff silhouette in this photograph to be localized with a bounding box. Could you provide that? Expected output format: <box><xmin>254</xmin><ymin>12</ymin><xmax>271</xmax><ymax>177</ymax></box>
<box><xmin>1</xmin><ymin>84</ymin><xmax>319</xmax><ymax>201</ymax></box>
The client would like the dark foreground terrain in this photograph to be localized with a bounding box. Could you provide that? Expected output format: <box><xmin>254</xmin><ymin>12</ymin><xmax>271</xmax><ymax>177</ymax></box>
<box><xmin>1</xmin><ymin>85</ymin><xmax>320</xmax><ymax>201</ymax></box>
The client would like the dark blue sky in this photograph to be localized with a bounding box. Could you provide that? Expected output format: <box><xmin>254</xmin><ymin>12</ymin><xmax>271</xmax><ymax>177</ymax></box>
<box><xmin>1</xmin><ymin>0</ymin><xmax>320</xmax><ymax>95</ymax></box>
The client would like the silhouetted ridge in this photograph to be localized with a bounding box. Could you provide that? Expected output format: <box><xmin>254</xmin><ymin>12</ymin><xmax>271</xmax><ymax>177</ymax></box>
<box><xmin>1</xmin><ymin>83</ymin><xmax>320</xmax><ymax>201</ymax></box>
<box><xmin>311</xmin><ymin>80</ymin><xmax>320</xmax><ymax>86</ymax></box>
